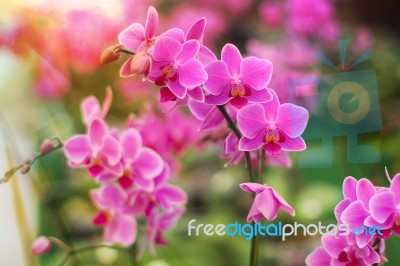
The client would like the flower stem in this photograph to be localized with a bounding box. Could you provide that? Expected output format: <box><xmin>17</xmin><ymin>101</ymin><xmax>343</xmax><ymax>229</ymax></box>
<box><xmin>216</xmin><ymin>105</ymin><xmax>260</xmax><ymax>266</ymax></box>
<box><xmin>216</xmin><ymin>105</ymin><xmax>255</xmax><ymax>182</ymax></box>
<box><xmin>56</xmin><ymin>244</ymin><xmax>126</xmax><ymax>266</ymax></box>
<box><xmin>250</xmin><ymin>150</ymin><xmax>266</xmax><ymax>266</ymax></box>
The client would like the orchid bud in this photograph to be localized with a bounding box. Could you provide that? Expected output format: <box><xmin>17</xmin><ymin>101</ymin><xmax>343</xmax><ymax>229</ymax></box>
<box><xmin>20</xmin><ymin>164</ymin><xmax>31</xmax><ymax>174</ymax></box>
<box><xmin>40</xmin><ymin>139</ymin><xmax>53</xmax><ymax>155</ymax></box>
<box><xmin>100</xmin><ymin>45</ymin><xmax>121</xmax><ymax>64</ymax></box>
<box><xmin>130</xmin><ymin>52</ymin><xmax>150</xmax><ymax>76</ymax></box>
<box><xmin>31</xmin><ymin>236</ymin><xmax>51</xmax><ymax>256</ymax></box>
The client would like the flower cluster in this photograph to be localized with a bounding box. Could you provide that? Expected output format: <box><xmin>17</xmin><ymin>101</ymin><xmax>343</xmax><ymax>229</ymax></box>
<box><xmin>306</xmin><ymin>170</ymin><xmax>400</xmax><ymax>266</ymax></box>
<box><xmin>63</xmin><ymin>89</ymin><xmax>187</xmax><ymax>258</ymax></box>
<box><xmin>113</xmin><ymin>6</ymin><xmax>310</xmax><ymax>224</ymax></box>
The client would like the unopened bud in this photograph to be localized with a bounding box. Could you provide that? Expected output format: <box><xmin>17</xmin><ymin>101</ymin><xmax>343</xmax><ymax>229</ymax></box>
<box><xmin>130</xmin><ymin>52</ymin><xmax>150</xmax><ymax>75</ymax></box>
<box><xmin>100</xmin><ymin>45</ymin><xmax>121</xmax><ymax>64</ymax></box>
<box><xmin>21</xmin><ymin>164</ymin><xmax>31</xmax><ymax>174</ymax></box>
<box><xmin>40</xmin><ymin>139</ymin><xmax>53</xmax><ymax>155</ymax></box>
<box><xmin>31</xmin><ymin>236</ymin><xmax>51</xmax><ymax>256</ymax></box>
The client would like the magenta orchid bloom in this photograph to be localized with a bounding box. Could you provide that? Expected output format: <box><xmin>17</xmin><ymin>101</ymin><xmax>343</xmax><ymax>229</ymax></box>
<box><xmin>306</xmin><ymin>233</ymin><xmax>382</xmax><ymax>266</ymax></box>
<box><xmin>115</xmin><ymin>128</ymin><xmax>164</xmax><ymax>191</ymax></box>
<box><xmin>64</xmin><ymin>118</ymin><xmax>123</xmax><ymax>178</ymax></box>
<box><xmin>368</xmin><ymin>174</ymin><xmax>400</xmax><ymax>236</ymax></box>
<box><xmin>204</xmin><ymin>43</ymin><xmax>273</xmax><ymax>108</ymax></box>
<box><xmin>91</xmin><ymin>184</ymin><xmax>137</xmax><ymax>246</ymax></box>
<box><xmin>149</xmin><ymin>36</ymin><xmax>207</xmax><ymax>100</ymax></box>
<box><xmin>137</xmin><ymin>208</ymin><xmax>185</xmax><ymax>259</ymax></box>
<box><xmin>237</xmin><ymin>90</ymin><xmax>308</xmax><ymax>155</ymax></box>
<box><xmin>240</xmin><ymin>183</ymin><xmax>295</xmax><ymax>222</ymax></box>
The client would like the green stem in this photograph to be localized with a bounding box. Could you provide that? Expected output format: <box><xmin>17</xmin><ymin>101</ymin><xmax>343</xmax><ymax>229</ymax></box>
<box><xmin>216</xmin><ymin>105</ymin><xmax>260</xmax><ymax>266</ymax></box>
<box><xmin>216</xmin><ymin>105</ymin><xmax>255</xmax><ymax>182</ymax></box>
<box><xmin>56</xmin><ymin>244</ymin><xmax>126</xmax><ymax>266</ymax></box>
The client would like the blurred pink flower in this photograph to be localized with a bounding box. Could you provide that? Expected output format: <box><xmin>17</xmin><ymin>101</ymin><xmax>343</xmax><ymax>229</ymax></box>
<box><xmin>259</xmin><ymin>2</ymin><xmax>283</xmax><ymax>28</ymax></box>
<box><xmin>306</xmin><ymin>234</ymin><xmax>382</xmax><ymax>266</ymax></box>
<box><xmin>31</xmin><ymin>236</ymin><xmax>51</xmax><ymax>256</ymax></box>
<box><xmin>64</xmin><ymin>118</ymin><xmax>123</xmax><ymax>178</ymax></box>
<box><xmin>91</xmin><ymin>184</ymin><xmax>137</xmax><ymax>246</ymax></box>
<box><xmin>240</xmin><ymin>183</ymin><xmax>295</xmax><ymax>222</ymax></box>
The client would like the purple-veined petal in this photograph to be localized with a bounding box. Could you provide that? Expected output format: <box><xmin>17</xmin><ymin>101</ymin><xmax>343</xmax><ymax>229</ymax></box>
<box><xmin>177</xmin><ymin>40</ymin><xmax>200</xmax><ymax>63</ymax></box>
<box><xmin>152</xmin><ymin>36</ymin><xmax>182</xmax><ymax>62</ymax></box>
<box><xmin>280</xmin><ymin>136</ymin><xmax>306</xmax><ymax>151</ymax></box>
<box><xmin>276</xmin><ymin>103</ymin><xmax>309</xmax><ymax>138</ymax></box>
<box><xmin>221</xmin><ymin>44</ymin><xmax>242</xmax><ymax>78</ymax></box>
<box><xmin>179</xmin><ymin>58</ymin><xmax>207</xmax><ymax>88</ymax></box>
<box><xmin>240</xmin><ymin>57</ymin><xmax>273</xmax><ymax>90</ymax></box>
<box><xmin>198</xmin><ymin>45</ymin><xmax>217</xmax><ymax>65</ymax></box>
<box><xmin>160</xmin><ymin>28</ymin><xmax>185</xmax><ymax>43</ymax></box>
<box><xmin>356</xmin><ymin>178</ymin><xmax>376</xmax><ymax>209</ymax></box>
<box><xmin>188</xmin><ymin>100</ymin><xmax>213</xmax><ymax>120</ymax></box>
<box><xmin>305</xmin><ymin>247</ymin><xmax>331</xmax><ymax>266</ymax></box>
<box><xmin>205</xmin><ymin>86</ymin><xmax>231</xmax><ymax>105</ymax></box>
<box><xmin>187</xmin><ymin>86</ymin><xmax>205</xmax><ymax>102</ymax></box>
<box><xmin>239</xmin><ymin>131</ymin><xmax>265</xmax><ymax>151</ymax></box>
<box><xmin>134</xmin><ymin>147</ymin><xmax>164</xmax><ymax>180</ymax></box>
<box><xmin>240</xmin><ymin>183</ymin><xmax>266</xmax><ymax>193</ymax></box>
<box><xmin>64</xmin><ymin>135</ymin><xmax>91</xmax><ymax>164</ymax></box>
<box><xmin>271</xmin><ymin>189</ymin><xmax>295</xmax><ymax>216</ymax></box>
<box><xmin>246</xmin><ymin>88</ymin><xmax>273</xmax><ymax>103</ymax></box>
<box><xmin>89</xmin><ymin>118</ymin><xmax>107</xmax><ymax>150</ymax></box>
<box><xmin>255</xmin><ymin>189</ymin><xmax>279</xmax><ymax>221</ymax></box>
<box><xmin>100</xmin><ymin>136</ymin><xmax>122</xmax><ymax>166</ymax></box>
<box><xmin>119</xmin><ymin>57</ymin><xmax>135</xmax><ymax>77</ymax></box>
<box><xmin>118</xmin><ymin>23</ymin><xmax>145</xmax><ymax>52</ymax></box>
<box><xmin>343</xmin><ymin>176</ymin><xmax>357</xmax><ymax>200</ymax></box>
<box><xmin>144</xmin><ymin>6</ymin><xmax>158</xmax><ymax>40</ymax></box>
<box><xmin>341</xmin><ymin>200</ymin><xmax>370</xmax><ymax>229</ymax></box>
<box><xmin>321</xmin><ymin>234</ymin><xmax>347</xmax><ymax>258</ymax></box>
<box><xmin>204</xmin><ymin>61</ymin><xmax>232</xmax><ymax>95</ymax></box>
<box><xmin>237</xmin><ymin>103</ymin><xmax>267</xmax><ymax>138</ymax></box>
<box><xmin>247</xmin><ymin>201</ymin><xmax>263</xmax><ymax>223</ymax></box>
<box><xmin>186</xmin><ymin>18</ymin><xmax>206</xmax><ymax>41</ymax></box>
<box><xmin>369</xmin><ymin>192</ymin><xmax>397</xmax><ymax>223</ymax></box>
<box><xmin>334</xmin><ymin>199</ymin><xmax>351</xmax><ymax>222</ymax></box>
<box><xmin>167</xmin><ymin>77</ymin><xmax>187</xmax><ymax>99</ymax></box>
<box><xmin>262</xmin><ymin>89</ymin><xmax>280</xmax><ymax>123</ymax></box>
<box><xmin>121</xmin><ymin>128</ymin><xmax>142</xmax><ymax>162</ymax></box>
<box><xmin>356</xmin><ymin>234</ymin><xmax>374</xmax><ymax>248</ymax></box>
<box><xmin>199</xmin><ymin>107</ymin><xmax>225</xmax><ymax>131</ymax></box>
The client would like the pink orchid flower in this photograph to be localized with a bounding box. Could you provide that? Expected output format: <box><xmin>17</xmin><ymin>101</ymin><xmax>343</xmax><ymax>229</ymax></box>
<box><xmin>114</xmin><ymin>128</ymin><xmax>164</xmax><ymax>191</ymax></box>
<box><xmin>306</xmin><ymin>233</ymin><xmax>382</xmax><ymax>266</ymax></box>
<box><xmin>137</xmin><ymin>207</ymin><xmax>185</xmax><ymax>259</ymax></box>
<box><xmin>237</xmin><ymin>90</ymin><xmax>308</xmax><ymax>155</ymax></box>
<box><xmin>149</xmin><ymin>36</ymin><xmax>207</xmax><ymax>100</ymax></box>
<box><xmin>91</xmin><ymin>184</ymin><xmax>137</xmax><ymax>246</ymax></box>
<box><xmin>368</xmin><ymin>174</ymin><xmax>400</xmax><ymax>236</ymax></box>
<box><xmin>64</xmin><ymin>118</ymin><xmax>123</xmax><ymax>178</ymax></box>
<box><xmin>204</xmin><ymin>43</ymin><xmax>273</xmax><ymax>108</ymax></box>
<box><xmin>240</xmin><ymin>183</ymin><xmax>295</xmax><ymax>222</ymax></box>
